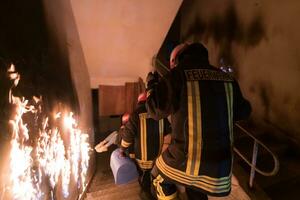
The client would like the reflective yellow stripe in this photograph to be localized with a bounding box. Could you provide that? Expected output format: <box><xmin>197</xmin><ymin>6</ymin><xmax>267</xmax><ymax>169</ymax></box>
<box><xmin>157</xmin><ymin>156</ymin><xmax>230</xmax><ymax>183</ymax></box>
<box><xmin>186</xmin><ymin>81</ymin><xmax>194</xmax><ymax>174</ymax></box>
<box><xmin>121</xmin><ymin>139</ymin><xmax>131</xmax><ymax>148</ymax></box>
<box><xmin>136</xmin><ymin>159</ymin><xmax>154</xmax><ymax>169</ymax></box>
<box><xmin>229</xmin><ymin>83</ymin><xmax>233</xmax><ymax>145</ymax></box>
<box><xmin>225</xmin><ymin>83</ymin><xmax>234</xmax><ymax>176</ymax></box>
<box><xmin>146</xmin><ymin>89</ymin><xmax>152</xmax><ymax>98</ymax></box>
<box><xmin>154</xmin><ymin>175</ymin><xmax>177</xmax><ymax>200</ymax></box>
<box><xmin>139</xmin><ymin>113</ymin><xmax>147</xmax><ymax>161</ymax></box>
<box><xmin>194</xmin><ymin>81</ymin><xmax>202</xmax><ymax>176</ymax></box>
<box><xmin>153</xmin><ymin>175</ymin><xmax>164</xmax><ymax>197</ymax></box>
<box><xmin>129</xmin><ymin>153</ymin><xmax>135</xmax><ymax>159</ymax></box>
<box><xmin>157</xmin><ymin>175</ymin><xmax>164</xmax><ymax>198</ymax></box>
<box><xmin>158</xmin><ymin>119</ymin><xmax>164</xmax><ymax>154</ymax></box>
<box><xmin>186</xmin><ymin>81</ymin><xmax>202</xmax><ymax>176</ymax></box>
<box><xmin>143</xmin><ymin>115</ymin><xmax>147</xmax><ymax>160</ymax></box>
<box><xmin>224</xmin><ymin>83</ymin><xmax>233</xmax><ymax>146</ymax></box>
<box><xmin>138</xmin><ymin>164</ymin><xmax>153</xmax><ymax>169</ymax></box>
<box><xmin>156</xmin><ymin>156</ymin><xmax>231</xmax><ymax>193</ymax></box>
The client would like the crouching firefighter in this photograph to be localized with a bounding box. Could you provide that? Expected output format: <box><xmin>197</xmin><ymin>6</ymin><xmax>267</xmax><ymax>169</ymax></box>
<box><xmin>146</xmin><ymin>42</ymin><xmax>251</xmax><ymax>200</ymax></box>
<box><xmin>119</xmin><ymin>92</ymin><xmax>171</xmax><ymax>198</ymax></box>
<box><xmin>95</xmin><ymin>113</ymin><xmax>130</xmax><ymax>153</ymax></box>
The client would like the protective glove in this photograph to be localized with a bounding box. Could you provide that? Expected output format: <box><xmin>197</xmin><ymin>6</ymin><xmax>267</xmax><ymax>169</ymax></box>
<box><xmin>95</xmin><ymin>131</ymin><xmax>118</xmax><ymax>153</ymax></box>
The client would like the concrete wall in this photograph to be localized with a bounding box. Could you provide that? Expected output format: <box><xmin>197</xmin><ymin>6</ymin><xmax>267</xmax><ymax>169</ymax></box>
<box><xmin>180</xmin><ymin>0</ymin><xmax>300</xmax><ymax>143</ymax></box>
<box><xmin>43</xmin><ymin>0</ymin><xmax>94</xmax><ymax>199</ymax></box>
<box><xmin>70</xmin><ymin>0</ymin><xmax>182</xmax><ymax>87</ymax></box>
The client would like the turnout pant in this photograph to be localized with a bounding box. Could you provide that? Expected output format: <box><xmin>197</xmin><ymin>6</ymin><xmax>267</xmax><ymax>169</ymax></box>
<box><xmin>151</xmin><ymin>165</ymin><xmax>208</xmax><ymax>200</ymax></box>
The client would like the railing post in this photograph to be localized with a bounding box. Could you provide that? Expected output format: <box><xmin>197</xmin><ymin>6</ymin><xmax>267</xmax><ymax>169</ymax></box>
<box><xmin>249</xmin><ymin>141</ymin><xmax>258</xmax><ymax>188</ymax></box>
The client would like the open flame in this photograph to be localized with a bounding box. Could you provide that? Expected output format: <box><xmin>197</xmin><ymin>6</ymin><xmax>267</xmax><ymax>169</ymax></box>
<box><xmin>3</xmin><ymin>65</ymin><xmax>91</xmax><ymax>200</ymax></box>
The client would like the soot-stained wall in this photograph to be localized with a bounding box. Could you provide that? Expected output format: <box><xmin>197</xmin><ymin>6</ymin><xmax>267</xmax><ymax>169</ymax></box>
<box><xmin>180</xmin><ymin>0</ymin><xmax>300</xmax><ymax>143</ymax></box>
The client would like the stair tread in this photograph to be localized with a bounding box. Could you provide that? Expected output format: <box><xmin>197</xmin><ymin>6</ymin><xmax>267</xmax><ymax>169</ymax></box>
<box><xmin>87</xmin><ymin>181</ymin><xmax>140</xmax><ymax>198</ymax></box>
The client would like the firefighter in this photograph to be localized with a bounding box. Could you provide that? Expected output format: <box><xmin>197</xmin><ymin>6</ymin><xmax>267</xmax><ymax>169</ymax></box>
<box><xmin>146</xmin><ymin>42</ymin><xmax>251</xmax><ymax>200</ymax></box>
<box><xmin>119</xmin><ymin>92</ymin><xmax>171</xmax><ymax>199</ymax></box>
<box><xmin>95</xmin><ymin>113</ymin><xmax>130</xmax><ymax>153</ymax></box>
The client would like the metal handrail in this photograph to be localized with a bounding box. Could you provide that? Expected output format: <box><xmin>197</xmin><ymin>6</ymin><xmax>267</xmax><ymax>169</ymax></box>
<box><xmin>234</xmin><ymin>123</ymin><xmax>280</xmax><ymax>188</ymax></box>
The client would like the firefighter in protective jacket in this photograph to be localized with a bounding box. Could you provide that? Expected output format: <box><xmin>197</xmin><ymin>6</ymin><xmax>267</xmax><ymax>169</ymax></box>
<box><xmin>119</xmin><ymin>92</ymin><xmax>171</xmax><ymax>196</ymax></box>
<box><xmin>146</xmin><ymin>43</ymin><xmax>251</xmax><ymax>200</ymax></box>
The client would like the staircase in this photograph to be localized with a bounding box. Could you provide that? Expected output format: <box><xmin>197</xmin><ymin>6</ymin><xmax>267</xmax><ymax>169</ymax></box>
<box><xmin>83</xmin><ymin>119</ymin><xmax>274</xmax><ymax>200</ymax></box>
<box><xmin>83</xmin><ymin>147</ymin><xmax>252</xmax><ymax>200</ymax></box>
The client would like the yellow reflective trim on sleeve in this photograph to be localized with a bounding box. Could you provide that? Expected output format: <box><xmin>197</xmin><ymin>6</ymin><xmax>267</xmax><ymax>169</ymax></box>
<box><xmin>146</xmin><ymin>89</ymin><xmax>152</xmax><ymax>98</ymax></box>
<box><xmin>156</xmin><ymin>156</ymin><xmax>231</xmax><ymax>194</ymax></box>
<box><xmin>129</xmin><ymin>153</ymin><xmax>135</xmax><ymax>159</ymax></box>
<box><xmin>194</xmin><ymin>81</ymin><xmax>202</xmax><ymax>176</ymax></box>
<box><xmin>136</xmin><ymin>159</ymin><xmax>154</xmax><ymax>170</ymax></box>
<box><xmin>121</xmin><ymin>139</ymin><xmax>131</xmax><ymax>148</ymax></box>
<box><xmin>186</xmin><ymin>81</ymin><xmax>194</xmax><ymax>175</ymax></box>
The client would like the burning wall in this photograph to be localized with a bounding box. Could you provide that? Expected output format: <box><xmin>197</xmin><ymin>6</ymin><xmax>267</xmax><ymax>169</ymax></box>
<box><xmin>0</xmin><ymin>0</ymin><xmax>94</xmax><ymax>199</ymax></box>
<box><xmin>0</xmin><ymin>65</ymin><xmax>91</xmax><ymax>200</ymax></box>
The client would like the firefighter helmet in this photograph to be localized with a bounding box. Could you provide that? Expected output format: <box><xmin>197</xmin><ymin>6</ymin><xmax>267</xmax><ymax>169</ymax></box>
<box><xmin>137</xmin><ymin>92</ymin><xmax>147</xmax><ymax>103</ymax></box>
<box><xmin>122</xmin><ymin>113</ymin><xmax>130</xmax><ymax>124</ymax></box>
<box><xmin>169</xmin><ymin>43</ymin><xmax>189</xmax><ymax>68</ymax></box>
<box><xmin>170</xmin><ymin>42</ymin><xmax>209</xmax><ymax>68</ymax></box>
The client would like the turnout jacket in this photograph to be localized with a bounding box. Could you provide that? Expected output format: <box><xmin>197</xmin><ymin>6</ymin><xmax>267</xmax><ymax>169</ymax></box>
<box><xmin>120</xmin><ymin>102</ymin><xmax>171</xmax><ymax>170</ymax></box>
<box><xmin>146</xmin><ymin>61</ymin><xmax>251</xmax><ymax>196</ymax></box>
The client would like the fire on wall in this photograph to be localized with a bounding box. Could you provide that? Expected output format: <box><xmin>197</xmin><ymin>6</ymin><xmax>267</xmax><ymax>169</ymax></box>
<box><xmin>0</xmin><ymin>0</ymin><xmax>94</xmax><ymax>199</ymax></box>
